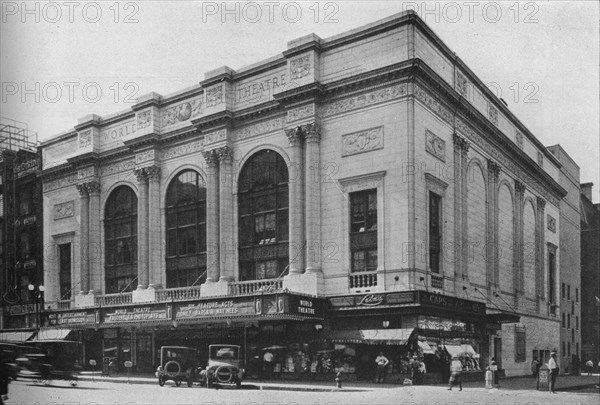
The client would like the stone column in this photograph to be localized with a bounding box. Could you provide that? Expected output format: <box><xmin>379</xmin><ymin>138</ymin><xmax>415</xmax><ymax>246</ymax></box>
<box><xmin>202</xmin><ymin>150</ymin><xmax>220</xmax><ymax>283</ymax></box>
<box><xmin>460</xmin><ymin>138</ymin><xmax>470</xmax><ymax>280</ymax></box>
<box><xmin>87</xmin><ymin>181</ymin><xmax>101</xmax><ymax>293</ymax></box>
<box><xmin>147</xmin><ymin>166</ymin><xmax>161</xmax><ymax>289</ymax></box>
<box><xmin>486</xmin><ymin>160</ymin><xmax>500</xmax><ymax>287</ymax></box>
<box><xmin>536</xmin><ymin>196</ymin><xmax>546</xmax><ymax>299</ymax></box>
<box><xmin>304</xmin><ymin>123</ymin><xmax>321</xmax><ymax>273</ymax></box>
<box><xmin>76</xmin><ymin>184</ymin><xmax>90</xmax><ymax>294</ymax></box>
<box><xmin>285</xmin><ymin>126</ymin><xmax>305</xmax><ymax>275</ymax></box>
<box><xmin>217</xmin><ymin>146</ymin><xmax>234</xmax><ymax>282</ymax></box>
<box><xmin>135</xmin><ymin>168</ymin><xmax>149</xmax><ymax>289</ymax></box>
<box><xmin>452</xmin><ymin>134</ymin><xmax>463</xmax><ymax>280</ymax></box>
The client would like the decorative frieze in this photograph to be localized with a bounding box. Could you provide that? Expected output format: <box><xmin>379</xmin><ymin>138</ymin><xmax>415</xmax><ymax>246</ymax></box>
<box><xmin>162</xmin><ymin>98</ymin><xmax>203</xmax><ymax>128</ymax></box>
<box><xmin>137</xmin><ymin>110</ymin><xmax>152</xmax><ymax>130</ymax></box>
<box><xmin>287</xmin><ymin>104</ymin><xmax>315</xmax><ymax>123</ymax></box>
<box><xmin>537</xmin><ymin>151</ymin><xmax>544</xmax><ymax>167</ymax></box>
<box><xmin>289</xmin><ymin>55</ymin><xmax>311</xmax><ymax>80</ymax></box>
<box><xmin>77</xmin><ymin>166</ymin><xmax>97</xmax><ymax>181</ymax></box>
<box><xmin>455</xmin><ymin>71</ymin><xmax>468</xmax><ymax>98</ymax></box>
<box><xmin>206</xmin><ymin>85</ymin><xmax>224</xmax><ymax>108</ymax></box>
<box><xmin>322</xmin><ymin>83</ymin><xmax>408</xmax><ymax>118</ymax></box>
<box><xmin>100</xmin><ymin>159</ymin><xmax>135</xmax><ymax>177</ymax></box>
<box><xmin>515</xmin><ymin>130</ymin><xmax>523</xmax><ymax>149</ymax></box>
<box><xmin>546</xmin><ymin>214</ymin><xmax>556</xmax><ymax>233</ymax></box>
<box><xmin>54</xmin><ymin>201</ymin><xmax>74</xmax><ymax>220</ymax></box>
<box><xmin>43</xmin><ymin>173</ymin><xmax>77</xmax><ymax>192</ymax></box>
<box><xmin>342</xmin><ymin>127</ymin><xmax>383</xmax><ymax>157</ymax></box>
<box><xmin>78</xmin><ymin>130</ymin><xmax>92</xmax><ymax>149</ymax></box>
<box><xmin>162</xmin><ymin>140</ymin><xmax>204</xmax><ymax>160</ymax></box>
<box><xmin>135</xmin><ymin>150</ymin><xmax>155</xmax><ymax>165</ymax></box>
<box><xmin>205</xmin><ymin>129</ymin><xmax>227</xmax><ymax>145</ymax></box>
<box><xmin>235</xmin><ymin>117</ymin><xmax>286</xmax><ymax>141</ymax></box>
<box><xmin>425</xmin><ymin>130</ymin><xmax>445</xmax><ymax>161</ymax></box>
<box><xmin>488</xmin><ymin>104</ymin><xmax>498</xmax><ymax>126</ymax></box>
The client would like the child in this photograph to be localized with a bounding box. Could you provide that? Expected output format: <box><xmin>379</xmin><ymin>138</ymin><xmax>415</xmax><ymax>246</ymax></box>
<box><xmin>485</xmin><ymin>366</ymin><xmax>493</xmax><ymax>389</ymax></box>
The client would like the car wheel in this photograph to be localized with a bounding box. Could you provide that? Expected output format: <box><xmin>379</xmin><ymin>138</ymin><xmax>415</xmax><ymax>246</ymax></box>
<box><xmin>175</xmin><ymin>379</ymin><xmax>182</xmax><ymax>387</ymax></box>
<box><xmin>158</xmin><ymin>376</ymin><xmax>165</xmax><ymax>387</ymax></box>
<box><xmin>70</xmin><ymin>380</ymin><xmax>78</xmax><ymax>387</ymax></box>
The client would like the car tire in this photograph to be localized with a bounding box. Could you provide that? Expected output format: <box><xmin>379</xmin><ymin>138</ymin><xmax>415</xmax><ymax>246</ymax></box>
<box><xmin>158</xmin><ymin>376</ymin><xmax>165</xmax><ymax>387</ymax></box>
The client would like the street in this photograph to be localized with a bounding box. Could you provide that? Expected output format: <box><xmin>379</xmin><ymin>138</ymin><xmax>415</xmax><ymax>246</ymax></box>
<box><xmin>4</xmin><ymin>379</ymin><xmax>599</xmax><ymax>405</ymax></box>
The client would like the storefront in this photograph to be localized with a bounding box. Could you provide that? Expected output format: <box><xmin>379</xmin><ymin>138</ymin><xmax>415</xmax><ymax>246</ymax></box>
<box><xmin>326</xmin><ymin>290</ymin><xmax>489</xmax><ymax>383</ymax></box>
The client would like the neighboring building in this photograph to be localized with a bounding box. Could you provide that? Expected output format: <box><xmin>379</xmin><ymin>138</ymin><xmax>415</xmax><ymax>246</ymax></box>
<box><xmin>580</xmin><ymin>183</ymin><xmax>600</xmax><ymax>368</ymax></box>
<box><xmin>0</xmin><ymin>117</ymin><xmax>43</xmax><ymax>333</ymax></box>
<box><xmin>548</xmin><ymin>145</ymin><xmax>581</xmax><ymax>374</ymax></box>
<box><xmin>38</xmin><ymin>11</ymin><xmax>568</xmax><ymax>379</ymax></box>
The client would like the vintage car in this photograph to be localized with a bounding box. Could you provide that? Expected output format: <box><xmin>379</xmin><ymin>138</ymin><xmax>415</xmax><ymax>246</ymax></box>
<box><xmin>16</xmin><ymin>341</ymin><xmax>82</xmax><ymax>386</ymax></box>
<box><xmin>156</xmin><ymin>346</ymin><xmax>200</xmax><ymax>387</ymax></box>
<box><xmin>200</xmin><ymin>344</ymin><xmax>244</xmax><ymax>389</ymax></box>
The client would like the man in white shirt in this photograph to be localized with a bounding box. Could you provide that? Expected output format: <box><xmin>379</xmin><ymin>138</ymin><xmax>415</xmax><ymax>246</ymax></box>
<box><xmin>547</xmin><ymin>351</ymin><xmax>559</xmax><ymax>393</ymax></box>
<box><xmin>263</xmin><ymin>351</ymin><xmax>274</xmax><ymax>379</ymax></box>
<box><xmin>374</xmin><ymin>352</ymin><xmax>389</xmax><ymax>383</ymax></box>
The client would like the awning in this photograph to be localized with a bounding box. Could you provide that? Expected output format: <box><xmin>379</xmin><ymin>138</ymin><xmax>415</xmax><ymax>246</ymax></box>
<box><xmin>325</xmin><ymin>328</ymin><xmax>415</xmax><ymax>345</ymax></box>
<box><xmin>32</xmin><ymin>329</ymin><xmax>72</xmax><ymax>341</ymax></box>
<box><xmin>418</xmin><ymin>340</ymin><xmax>435</xmax><ymax>354</ymax></box>
<box><xmin>486</xmin><ymin>310</ymin><xmax>520</xmax><ymax>324</ymax></box>
<box><xmin>0</xmin><ymin>331</ymin><xmax>35</xmax><ymax>343</ymax></box>
<box><xmin>444</xmin><ymin>344</ymin><xmax>479</xmax><ymax>358</ymax></box>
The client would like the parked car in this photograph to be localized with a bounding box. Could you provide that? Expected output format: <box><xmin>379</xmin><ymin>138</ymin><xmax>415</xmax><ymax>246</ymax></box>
<box><xmin>156</xmin><ymin>346</ymin><xmax>200</xmax><ymax>387</ymax></box>
<box><xmin>198</xmin><ymin>344</ymin><xmax>244</xmax><ymax>389</ymax></box>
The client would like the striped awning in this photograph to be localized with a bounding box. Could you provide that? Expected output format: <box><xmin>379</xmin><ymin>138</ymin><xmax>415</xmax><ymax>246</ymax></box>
<box><xmin>418</xmin><ymin>340</ymin><xmax>435</xmax><ymax>354</ymax></box>
<box><xmin>32</xmin><ymin>329</ymin><xmax>72</xmax><ymax>341</ymax></box>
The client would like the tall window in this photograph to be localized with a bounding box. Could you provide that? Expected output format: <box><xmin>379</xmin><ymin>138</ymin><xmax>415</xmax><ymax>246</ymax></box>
<box><xmin>165</xmin><ymin>170</ymin><xmax>207</xmax><ymax>288</ymax></box>
<box><xmin>350</xmin><ymin>189</ymin><xmax>377</xmax><ymax>272</ymax></box>
<box><xmin>105</xmin><ymin>186</ymin><xmax>137</xmax><ymax>294</ymax></box>
<box><xmin>238</xmin><ymin>150</ymin><xmax>289</xmax><ymax>281</ymax></box>
<box><xmin>429</xmin><ymin>192</ymin><xmax>442</xmax><ymax>273</ymax></box>
<box><xmin>548</xmin><ymin>245</ymin><xmax>556</xmax><ymax>304</ymax></box>
<box><xmin>59</xmin><ymin>243</ymin><xmax>71</xmax><ymax>300</ymax></box>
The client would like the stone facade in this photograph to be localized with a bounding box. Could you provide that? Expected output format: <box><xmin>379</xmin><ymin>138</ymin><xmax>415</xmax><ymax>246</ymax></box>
<box><xmin>40</xmin><ymin>11</ymin><xmax>569</xmax><ymax>377</ymax></box>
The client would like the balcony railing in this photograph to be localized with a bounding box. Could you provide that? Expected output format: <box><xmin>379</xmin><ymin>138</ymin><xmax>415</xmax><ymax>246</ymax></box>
<box><xmin>45</xmin><ymin>300</ymin><xmax>72</xmax><ymax>310</ymax></box>
<box><xmin>228</xmin><ymin>279</ymin><xmax>283</xmax><ymax>296</ymax></box>
<box><xmin>349</xmin><ymin>271</ymin><xmax>378</xmax><ymax>289</ymax></box>
<box><xmin>95</xmin><ymin>292</ymin><xmax>132</xmax><ymax>306</ymax></box>
<box><xmin>156</xmin><ymin>286</ymin><xmax>203</xmax><ymax>302</ymax></box>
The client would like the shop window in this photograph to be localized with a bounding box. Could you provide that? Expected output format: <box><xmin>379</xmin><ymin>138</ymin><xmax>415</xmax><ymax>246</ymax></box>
<box><xmin>514</xmin><ymin>325</ymin><xmax>526</xmax><ymax>362</ymax></box>
<box><xmin>238</xmin><ymin>150</ymin><xmax>289</xmax><ymax>281</ymax></box>
<box><xmin>429</xmin><ymin>192</ymin><xmax>442</xmax><ymax>273</ymax></box>
<box><xmin>104</xmin><ymin>186</ymin><xmax>137</xmax><ymax>294</ymax></box>
<box><xmin>58</xmin><ymin>243</ymin><xmax>71</xmax><ymax>300</ymax></box>
<box><xmin>350</xmin><ymin>189</ymin><xmax>377</xmax><ymax>272</ymax></box>
<box><xmin>165</xmin><ymin>170</ymin><xmax>207</xmax><ymax>288</ymax></box>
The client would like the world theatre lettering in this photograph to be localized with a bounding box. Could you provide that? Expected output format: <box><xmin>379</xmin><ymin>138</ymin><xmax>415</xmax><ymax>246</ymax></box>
<box><xmin>104</xmin><ymin>306</ymin><xmax>168</xmax><ymax>323</ymax></box>
<box><xmin>236</xmin><ymin>73</ymin><xmax>287</xmax><ymax>103</ymax></box>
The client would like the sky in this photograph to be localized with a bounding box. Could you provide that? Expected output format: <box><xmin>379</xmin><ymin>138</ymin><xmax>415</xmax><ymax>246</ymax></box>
<box><xmin>1</xmin><ymin>0</ymin><xmax>599</xmax><ymax>201</ymax></box>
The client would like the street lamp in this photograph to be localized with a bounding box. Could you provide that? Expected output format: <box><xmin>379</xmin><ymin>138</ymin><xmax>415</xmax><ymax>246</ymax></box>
<box><xmin>28</xmin><ymin>283</ymin><xmax>45</xmax><ymax>329</ymax></box>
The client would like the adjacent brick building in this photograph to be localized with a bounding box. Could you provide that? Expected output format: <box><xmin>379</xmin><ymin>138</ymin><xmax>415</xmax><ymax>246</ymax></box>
<box><xmin>37</xmin><ymin>11</ymin><xmax>571</xmax><ymax>379</ymax></box>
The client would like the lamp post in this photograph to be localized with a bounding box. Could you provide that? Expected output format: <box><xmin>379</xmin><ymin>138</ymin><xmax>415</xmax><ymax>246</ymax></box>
<box><xmin>28</xmin><ymin>283</ymin><xmax>45</xmax><ymax>329</ymax></box>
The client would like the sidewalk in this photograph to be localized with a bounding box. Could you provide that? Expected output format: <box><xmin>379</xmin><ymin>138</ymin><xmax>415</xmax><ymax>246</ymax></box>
<box><xmin>77</xmin><ymin>371</ymin><xmax>600</xmax><ymax>393</ymax></box>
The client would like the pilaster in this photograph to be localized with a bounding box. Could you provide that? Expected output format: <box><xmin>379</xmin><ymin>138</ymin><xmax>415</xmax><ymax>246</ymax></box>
<box><xmin>460</xmin><ymin>137</ymin><xmax>470</xmax><ymax>281</ymax></box>
<box><xmin>75</xmin><ymin>183</ymin><xmax>90</xmax><ymax>295</ymax></box>
<box><xmin>146</xmin><ymin>165</ymin><xmax>161</xmax><ymax>289</ymax></box>
<box><xmin>304</xmin><ymin>122</ymin><xmax>321</xmax><ymax>274</ymax></box>
<box><xmin>202</xmin><ymin>149</ymin><xmax>220</xmax><ymax>283</ymax></box>
<box><xmin>134</xmin><ymin>168</ymin><xmax>149</xmax><ymax>289</ymax></box>
<box><xmin>536</xmin><ymin>196</ymin><xmax>546</xmax><ymax>300</ymax></box>
<box><xmin>487</xmin><ymin>159</ymin><xmax>500</xmax><ymax>287</ymax></box>
<box><xmin>87</xmin><ymin>181</ymin><xmax>101</xmax><ymax>294</ymax></box>
<box><xmin>285</xmin><ymin>126</ymin><xmax>305</xmax><ymax>274</ymax></box>
<box><xmin>217</xmin><ymin>145</ymin><xmax>234</xmax><ymax>282</ymax></box>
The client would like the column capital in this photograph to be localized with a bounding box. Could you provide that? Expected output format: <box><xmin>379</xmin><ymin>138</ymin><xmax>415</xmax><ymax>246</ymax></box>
<box><xmin>285</xmin><ymin>126</ymin><xmax>304</xmax><ymax>146</ymax></box>
<box><xmin>146</xmin><ymin>165</ymin><xmax>161</xmax><ymax>182</ymax></box>
<box><xmin>301</xmin><ymin>122</ymin><xmax>321</xmax><ymax>143</ymax></box>
<box><xmin>487</xmin><ymin>159</ymin><xmax>500</xmax><ymax>180</ymax></box>
<box><xmin>76</xmin><ymin>181</ymin><xmax>100</xmax><ymax>196</ymax></box>
<box><xmin>215</xmin><ymin>145</ymin><xmax>233</xmax><ymax>163</ymax></box>
<box><xmin>453</xmin><ymin>133</ymin><xmax>470</xmax><ymax>154</ymax></box>
<box><xmin>134</xmin><ymin>167</ymin><xmax>148</xmax><ymax>183</ymax></box>
<box><xmin>202</xmin><ymin>149</ymin><xmax>219</xmax><ymax>165</ymax></box>
<box><xmin>536</xmin><ymin>196</ymin><xmax>546</xmax><ymax>210</ymax></box>
<box><xmin>76</xmin><ymin>183</ymin><xmax>89</xmax><ymax>197</ymax></box>
<box><xmin>515</xmin><ymin>180</ymin><xmax>526</xmax><ymax>196</ymax></box>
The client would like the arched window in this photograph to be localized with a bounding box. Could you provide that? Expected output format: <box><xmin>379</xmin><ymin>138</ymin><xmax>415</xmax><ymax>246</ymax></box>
<box><xmin>105</xmin><ymin>186</ymin><xmax>137</xmax><ymax>294</ymax></box>
<box><xmin>165</xmin><ymin>170</ymin><xmax>207</xmax><ymax>288</ymax></box>
<box><xmin>238</xmin><ymin>150</ymin><xmax>289</xmax><ymax>281</ymax></box>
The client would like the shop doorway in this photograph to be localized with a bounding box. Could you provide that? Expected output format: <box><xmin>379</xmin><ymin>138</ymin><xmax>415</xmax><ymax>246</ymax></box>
<box><xmin>494</xmin><ymin>337</ymin><xmax>502</xmax><ymax>369</ymax></box>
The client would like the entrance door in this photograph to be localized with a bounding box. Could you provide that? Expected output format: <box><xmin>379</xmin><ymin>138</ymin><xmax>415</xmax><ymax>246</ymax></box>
<box><xmin>136</xmin><ymin>332</ymin><xmax>153</xmax><ymax>372</ymax></box>
<box><xmin>494</xmin><ymin>337</ymin><xmax>502</xmax><ymax>369</ymax></box>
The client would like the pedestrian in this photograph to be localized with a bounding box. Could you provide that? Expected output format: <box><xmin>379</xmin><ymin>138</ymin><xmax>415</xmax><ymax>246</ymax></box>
<box><xmin>374</xmin><ymin>352</ymin><xmax>389</xmax><ymax>383</ymax></box>
<box><xmin>547</xmin><ymin>351</ymin><xmax>559</xmax><ymax>393</ymax></box>
<box><xmin>411</xmin><ymin>355</ymin><xmax>421</xmax><ymax>385</ymax></box>
<box><xmin>485</xmin><ymin>366</ymin><xmax>493</xmax><ymax>389</ymax></box>
<box><xmin>263</xmin><ymin>350</ymin><xmax>274</xmax><ymax>379</ymax></box>
<box><xmin>447</xmin><ymin>355</ymin><xmax>463</xmax><ymax>391</ymax></box>
<box><xmin>418</xmin><ymin>357</ymin><xmax>426</xmax><ymax>384</ymax></box>
<box><xmin>585</xmin><ymin>359</ymin><xmax>593</xmax><ymax>376</ymax></box>
<box><xmin>531</xmin><ymin>357</ymin><xmax>540</xmax><ymax>378</ymax></box>
<box><xmin>490</xmin><ymin>357</ymin><xmax>499</xmax><ymax>386</ymax></box>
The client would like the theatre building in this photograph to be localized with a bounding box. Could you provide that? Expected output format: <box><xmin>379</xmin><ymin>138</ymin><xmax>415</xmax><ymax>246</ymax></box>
<box><xmin>39</xmin><ymin>11</ymin><xmax>568</xmax><ymax>380</ymax></box>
